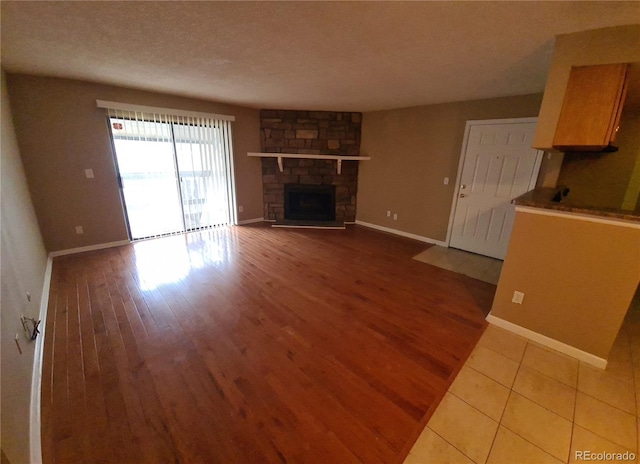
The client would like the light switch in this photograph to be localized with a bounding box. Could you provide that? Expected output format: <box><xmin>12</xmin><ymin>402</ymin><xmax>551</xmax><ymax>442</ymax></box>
<box><xmin>444</xmin><ymin>177</ymin><xmax>449</xmax><ymax>185</ymax></box>
<box><xmin>85</xmin><ymin>169</ymin><xmax>94</xmax><ymax>179</ymax></box>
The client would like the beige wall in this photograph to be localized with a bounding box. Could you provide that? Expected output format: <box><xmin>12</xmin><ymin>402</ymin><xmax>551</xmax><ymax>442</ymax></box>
<box><xmin>358</xmin><ymin>93</ymin><xmax>542</xmax><ymax>241</ymax></box>
<box><xmin>6</xmin><ymin>74</ymin><xmax>262</xmax><ymax>252</ymax></box>
<box><xmin>557</xmin><ymin>107</ymin><xmax>640</xmax><ymax>210</ymax></box>
<box><xmin>490</xmin><ymin>210</ymin><xmax>640</xmax><ymax>359</ymax></box>
<box><xmin>533</xmin><ymin>24</ymin><xmax>640</xmax><ymax>151</ymax></box>
<box><xmin>1</xmin><ymin>71</ymin><xmax>49</xmax><ymax>464</ymax></box>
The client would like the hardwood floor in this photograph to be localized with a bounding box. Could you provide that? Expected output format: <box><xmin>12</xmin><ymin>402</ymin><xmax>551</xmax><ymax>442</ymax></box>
<box><xmin>41</xmin><ymin>224</ymin><xmax>494</xmax><ymax>464</ymax></box>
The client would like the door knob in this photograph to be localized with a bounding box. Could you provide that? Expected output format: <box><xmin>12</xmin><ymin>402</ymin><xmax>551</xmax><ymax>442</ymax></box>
<box><xmin>461</xmin><ymin>184</ymin><xmax>467</xmax><ymax>189</ymax></box>
<box><xmin>459</xmin><ymin>194</ymin><xmax>466</xmax><ymax>198</ymax></box>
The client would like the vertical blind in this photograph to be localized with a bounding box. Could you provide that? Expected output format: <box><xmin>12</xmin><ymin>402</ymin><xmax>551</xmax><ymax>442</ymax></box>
<box><xmin>98</xmin><ymin>101</ymin><xmax>237</xmax><ymax>240</ymax></box>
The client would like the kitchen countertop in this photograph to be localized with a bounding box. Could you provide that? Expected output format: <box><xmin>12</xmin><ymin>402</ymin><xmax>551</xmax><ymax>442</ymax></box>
<box><xmin>512</xmin><ymin>187</ymin><xmax>640</xmax><ymax>222</ymax></box>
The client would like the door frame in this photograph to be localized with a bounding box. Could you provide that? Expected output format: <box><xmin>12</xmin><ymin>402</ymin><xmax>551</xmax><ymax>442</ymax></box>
<box><xmin>444</xmin><ymin>117</ymin><xmax>544</xmax><ymax>249</ymax></box>
<box><xmin>106</xmin><ymin>115</ymin><xmax>238</xmax><ymax>241</ymax></box>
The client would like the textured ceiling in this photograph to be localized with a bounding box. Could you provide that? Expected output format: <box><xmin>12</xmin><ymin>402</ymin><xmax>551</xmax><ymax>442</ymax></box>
<box><xmin>1</xmin><ymin>1</ymin><xmax>639</xmax><ymax>111</ymax></box>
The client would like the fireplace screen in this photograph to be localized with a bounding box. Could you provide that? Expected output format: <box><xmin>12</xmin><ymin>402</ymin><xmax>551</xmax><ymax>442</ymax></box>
<box><xmin>284</xmin><ymin>184</ymin><xmax>336</xmax><ymax>221</ymax></box>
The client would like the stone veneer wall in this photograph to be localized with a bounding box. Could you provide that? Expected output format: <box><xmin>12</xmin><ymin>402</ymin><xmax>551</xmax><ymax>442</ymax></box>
<box><xmin>260</xmin><ymin>110</ymin><xmax>362</xmax><ymax>222</ymax></box>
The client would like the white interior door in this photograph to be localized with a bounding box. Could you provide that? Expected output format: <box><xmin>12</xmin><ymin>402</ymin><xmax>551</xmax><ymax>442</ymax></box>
<box><xmin>449</xmin><ymin>121</ymin><xmax>542</xmax><ymax>260</ymax></box>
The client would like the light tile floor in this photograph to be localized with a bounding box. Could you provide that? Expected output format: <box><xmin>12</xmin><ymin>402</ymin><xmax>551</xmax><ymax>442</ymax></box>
<box><xmin>404</xmin><ymin>299</ymin><xmax>640</xmax><ymax>464</ymax></box>
<box><xmin>412</xmin><ymin>246</ymin><xmax>503</xmax><ymax>285</ymax></box>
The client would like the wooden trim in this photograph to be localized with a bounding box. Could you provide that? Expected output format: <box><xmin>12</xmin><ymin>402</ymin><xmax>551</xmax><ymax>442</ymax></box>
<box><xmin>96</xmin><ymin>100</ymin><xmax>235</xmax><ymax>121</ymax></box>
<box><xmin>486</xmin><ymin>314</ymin><xmax>607</xmax><ymax>369</ymax></box>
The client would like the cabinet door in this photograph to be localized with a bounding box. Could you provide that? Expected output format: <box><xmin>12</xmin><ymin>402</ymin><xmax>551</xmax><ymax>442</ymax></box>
<box><xmin>553</xmin><ymin>63</ymin><xmax>628</xmax><ymax>151</ymax></box>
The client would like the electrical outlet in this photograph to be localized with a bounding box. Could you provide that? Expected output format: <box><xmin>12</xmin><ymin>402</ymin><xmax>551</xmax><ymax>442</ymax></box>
<box><xmin>444</xmin><ymin>177</ymin><xmax>449</xmax><ymax>185</ymax></box>
<box><xmin>238</xmin><ymin>205</ymin><xmax>244</xmax><ymax>213</ymax></box>
<box><xmin>85</xmin><ymin>168</ymin><xmax>94</xmax><ymax>179</ymax></box>
<box><xmin>75</xmin><ymin>226</ymin><xmax>84</xmax><ymax>235</ymax></box>
<box><xmin>512</xmin><ymin>291</ymin><xmax>524</xmax><ymax>304</ymax></box>
<box><xmin>386</xmin><ymin>210</ymin><xmax>391</xmax><ymax>217</ymax></box>
<box><xmin>393</xmin><ymin>213</ymin><xmax>398</xmax><ymax>220</ymax></box>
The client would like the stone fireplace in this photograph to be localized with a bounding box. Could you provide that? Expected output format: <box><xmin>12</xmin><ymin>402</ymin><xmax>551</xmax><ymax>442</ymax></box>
<box><xmin>259</xmin><ymin>110</ymin><xmax>362</xmax><ymax>223</ymax></box>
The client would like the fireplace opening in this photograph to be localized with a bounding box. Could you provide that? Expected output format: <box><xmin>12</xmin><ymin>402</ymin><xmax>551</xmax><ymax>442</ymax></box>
<box><xmin>284</xmin><ymin>184</ymin><xmax>336</xmax><ymax>221</ymax></box>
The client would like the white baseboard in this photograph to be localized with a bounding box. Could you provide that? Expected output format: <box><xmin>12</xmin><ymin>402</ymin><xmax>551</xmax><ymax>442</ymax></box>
<box><xmin>48</xmin><ymin>239</ymin><xmax>130</xmax><ymax>258</ymax></box>
<box><xmin>486</xmin><ymin>314</ymin><xmax>608</xmax><ymax>369</ymax></box>
<box><xmin>30</xmin><ymin>256</ymin><xmax>53</xmax><ymax>464</ymax></box>
<box><xmin>355</xmin><ymin>220</ymin><xmax>447</xmax><ymax>247</ymax></box>
<box><xmin>237</xmin><ymin>217</ymin><xmax>264</xmax><ymax>225</ymax></box>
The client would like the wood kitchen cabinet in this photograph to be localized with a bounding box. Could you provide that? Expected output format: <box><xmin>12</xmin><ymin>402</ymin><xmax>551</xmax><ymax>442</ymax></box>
<box><xmin>552</xmin><ymin>63</ymin><xmax>628</xmax><ymax>151</ymax></box>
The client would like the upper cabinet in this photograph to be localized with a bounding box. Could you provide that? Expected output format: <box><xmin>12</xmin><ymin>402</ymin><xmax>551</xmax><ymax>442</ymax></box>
<box><xmin>552</xmin><ymin>63</ymin><xmax>628</xmax><ymax>151</ymax></box>
<box><xmin>532</xmin><ymin>25</ymin><xmax>640</xmax><ymax>153</ymax></box>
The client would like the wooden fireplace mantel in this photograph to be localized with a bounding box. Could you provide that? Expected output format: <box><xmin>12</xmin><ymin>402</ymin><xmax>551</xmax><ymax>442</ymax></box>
<box><xmin>247</xmin><ymin>152</ymin><xmax>371</xmax><ymax>175</ymax></box>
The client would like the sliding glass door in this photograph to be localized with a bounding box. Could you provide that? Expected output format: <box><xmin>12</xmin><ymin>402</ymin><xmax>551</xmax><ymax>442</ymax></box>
<box><xmin>108</xmin><ymin>111</ymin><xmax>235</xmax><ymax>240</ymax></box>
<box><xmin>173</xmin><ymin>123</ymin><xmax>231</xmax><ymax>231</ymax></box>
<box><xmin>111</xmin><ymin>118</ymin><xmax>183</xmax><ymax>239</ymax></box>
